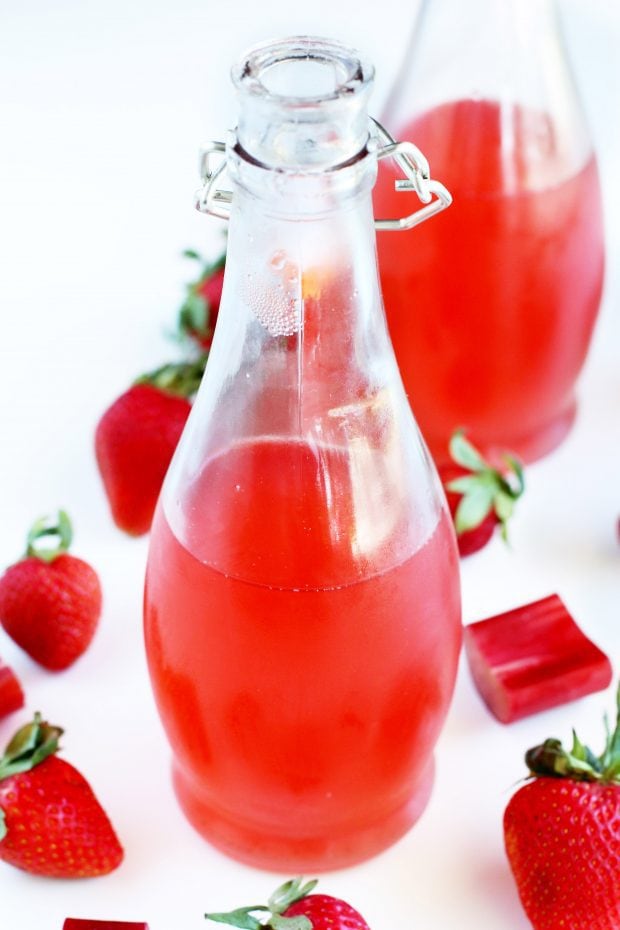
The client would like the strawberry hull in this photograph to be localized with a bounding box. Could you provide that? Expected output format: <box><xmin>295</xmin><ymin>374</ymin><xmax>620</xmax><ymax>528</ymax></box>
<box><xmin>464</xmin><ymin>594</ymin><xmax>612</xmax><ymax>723</ymax></box>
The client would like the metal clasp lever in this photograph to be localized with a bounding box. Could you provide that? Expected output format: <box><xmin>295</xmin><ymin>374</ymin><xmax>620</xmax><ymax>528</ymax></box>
<box><xmin>371</xmin><ymin>118</ymin><xmax>452</xmax><ymax>231</ymax></box>
<box><xmin>195</xmin><ymin>141</ymin><xmax>232</xmax><ymax>220</ymax></box>
<box><xmin>195</xmin><ymin>120</ymin><xmax>452</xmax><ymax>231</ymax></box>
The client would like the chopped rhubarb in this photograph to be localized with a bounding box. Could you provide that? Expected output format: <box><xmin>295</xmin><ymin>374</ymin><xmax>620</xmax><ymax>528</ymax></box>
<box><xmin>0</xmin><ymin>660</ymin><xmax>24</xmax><ymax>719</ymax></box>
<box><xmin>63</xmin><ymin>922</ymin><xmax>149</xmax><ymax>930</ymax></box>
<box><xmin>464</xmin><ymin>594</ymin><xmax>612</xmax><ymax>724</ymax></box>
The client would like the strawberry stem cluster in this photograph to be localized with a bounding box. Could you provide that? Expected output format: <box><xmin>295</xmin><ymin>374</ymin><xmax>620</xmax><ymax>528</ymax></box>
<box><xmin>206</xmin><ymin>878</ymin><xmax>319</xmax><ymax>930</ymax></box>
<box><xmin>525</xmin><ymin>683</ymin><xmax>620</xmax><ymax>783</ymax></box>
<box><xmin>25</xmin><ymin>510</ymin><xmax>73</xmax><ymax>563</ymax></box>
<box><xmin>446</xmin><ymin>430</ymin><xmax>525</xmax><ymax>539</ymax></box>
<box><xmin>177</xmin><ymin>248</ymin><xmax>226</xmax><ymax>345</ymax></box>
<box><xmin>0</xmin><ymin>714</ymin><xmax>62</xmax><ymax>838</ymax></box>
<box><xmin>134</xmin><ymin>356</ymin><xmax>209</xmax><ymax>400</ymax></box>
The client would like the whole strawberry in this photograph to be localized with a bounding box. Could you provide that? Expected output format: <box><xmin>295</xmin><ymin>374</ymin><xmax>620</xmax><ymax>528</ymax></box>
<box><xmin>0</xmin><ymin>714</ymin><xmax>123</xmax><ymax>878</ymax></box>
<box><xmin>504</xmin><ymin>686</ymin><xmax>620</xmax><ymax>930</ymax></box>
<box><xmin>0</xmin><ymin>511</ymin><xmax>101</xmax><ymax>670</ymax></box>
<box><xmin>95</xmin><ymin>357</ymin><xmax>206</xmax><ymax>536</ymax></box>
<box><xmin>178</xmin><ymin>249</ymin><xmax>226</xmax><ymax>351</ymax></box>
<box><xmin>438</xmin><ymin>430</ymin><xmax>524</xmax><ymax>556</ymax></box>
<box><xmin>206</xmin><ymin>877</ymin><xmax>370</xmax><ymax>930</ymax></box>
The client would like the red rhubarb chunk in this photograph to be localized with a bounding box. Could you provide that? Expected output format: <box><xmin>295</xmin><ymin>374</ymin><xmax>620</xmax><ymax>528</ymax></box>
<box><xmin>64</xmin><ymin>922</ymin><xmax>149</xmax><ymax>930</ymax></box>
<box><xmin>0</xmin><ymin>660</ymin><xmax>25</xmax><ymax>719</ymax></box>
<box><xmin>464</xmin><ymin>594</ymin><xmax>612</xmax><ymax>724</ymax></box>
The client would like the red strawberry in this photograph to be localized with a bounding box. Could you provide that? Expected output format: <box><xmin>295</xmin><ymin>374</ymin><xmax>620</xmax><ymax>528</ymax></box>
<box><xmin>0</xmin><ymin>714</ymin><xmax>123</xmax><ymax>878</ymax></box>
<box><xmin>283</xmin><ymin>894</ymin><xmax>370</xmax><ymax>930</ymax></box>
<box><xmin>178</xmin><ymin>249</ymin><xmax>226</xmax><ymax>350</ymax></box>
<box><xmin>0</xmin><ymin>660</ymin><xmax>25</xmax><ymax>719</ymax></box>
<box><xmin>95</xmin><ymin>357</ymin><xmax>206</xmax><ymax>536</ymax></box>
<box><xmin>438</xmin><ymin>430</ymin><xmax>524</xmax><ymax>556</ymax></box>
<box><xmin>504</xmin><ymin>685</ymin><xmax>620</xmax><ymax>930</ymax></box>
<box><xmin>0</xmin><ymin>512</ymin><xmax>101</xmax><ymax>671</ymax></box>
<box><xmin>205</xmin><ymin>877</ymin><xmax>370</xmax><ymax>930</ymax></box>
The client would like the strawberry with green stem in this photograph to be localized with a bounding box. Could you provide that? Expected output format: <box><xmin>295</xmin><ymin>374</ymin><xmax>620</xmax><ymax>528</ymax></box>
<box><xmin>504</xmin><ymin>684</ymin><xmax>620</xmax><ymax>930</ymax></box>
<box><xmin>438</xmin><ymin>430</ymin><xmax>525</xmax><ymax>556</ymax></box>
<box><xmin>95</xmin><ymin>355</ymin><xmax>207</xmax><ymax>536</ymax></box>
<box><xmin>177</xmin><ymin>248</ymin><xmax>226</xmax><ymax>351</ymax></box>
<box><xmin>205</xmin><ymin>877</ymin><xmax>370</xmax><ymax>930</ymax></box>
<box><xmin>0</xmin><ymin>714</ymin><xmax>123</xmax><ymax>878</ymax></box>
<box><xmin>0</xmin><ymin>511</ymin><xmax>101</xmax><ymax>670</ymax></box>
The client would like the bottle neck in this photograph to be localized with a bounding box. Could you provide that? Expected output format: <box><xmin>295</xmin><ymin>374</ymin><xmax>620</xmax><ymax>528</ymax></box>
<box><xmin>386</xmin><ymin>0</ymin><xmax>566</xmax><ymax>122</ymax></box>
<box><xmin>227</xmin><ymin>138</ymin><xmax>377</xmax><ymax>222</ymax></box>
<box><xmin>383</xmin><ymin>0</ymin><xmax>591</xmax><ymax>183</ymax></box>
<box><xmin>232</xmin><ymin>37</ymin><xmax>374</xmax><ymax>171</ymax></box>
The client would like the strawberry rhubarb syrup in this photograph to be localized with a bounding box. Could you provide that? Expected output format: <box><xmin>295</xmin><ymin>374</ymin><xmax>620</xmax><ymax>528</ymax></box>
<box><xmin>374</xmin><ymin>99</ymin><xmax>604</xmax><ymax>464</ymax></box>
<box><xmin>144</xmin><ymin>437</ymin><xmax>461</xmax><ymax>871</ymax></box>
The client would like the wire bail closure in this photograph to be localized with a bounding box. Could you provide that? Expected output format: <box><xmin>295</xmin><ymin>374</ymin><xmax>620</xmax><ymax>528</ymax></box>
<box><xmin>194</xmin><ymin>118</ymin><xmax>452</xmax><ymax>230</ymax></box>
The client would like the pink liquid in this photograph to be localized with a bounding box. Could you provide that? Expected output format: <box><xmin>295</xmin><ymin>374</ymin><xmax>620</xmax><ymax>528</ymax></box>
<box><xmin>374</xmin><ymin>99</ymin><xmax>604</xmax><ymax>462</ymax></box>
<box><xmin>144</xmin><ymin>438</ymin><xmax>461</xmax><ymax>870</ymax></box>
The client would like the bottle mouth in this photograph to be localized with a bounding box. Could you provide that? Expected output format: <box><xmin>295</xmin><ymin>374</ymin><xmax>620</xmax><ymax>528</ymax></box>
<box><xmin>231</xmin><ymin>37</ymin><xmax>375</xmax><ymax>169</ymax></box>
<box><xmin>232</xmin><ymin>36</ymin><xmax>374</xmax><ymax>107</ymax></box>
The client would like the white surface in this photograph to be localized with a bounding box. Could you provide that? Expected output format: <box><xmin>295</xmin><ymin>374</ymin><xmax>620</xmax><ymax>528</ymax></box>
<box><xmin>0</xmin><ymin>1</ymin><xmax>619</xmax><ymax>928</ymax></box>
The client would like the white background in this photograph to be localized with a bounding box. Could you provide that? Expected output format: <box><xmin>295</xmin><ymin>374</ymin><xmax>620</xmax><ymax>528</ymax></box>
<box><xmin>0</xmin><ymin>1</ymin><xmax>619</xmax><ymax>928</ymax></box>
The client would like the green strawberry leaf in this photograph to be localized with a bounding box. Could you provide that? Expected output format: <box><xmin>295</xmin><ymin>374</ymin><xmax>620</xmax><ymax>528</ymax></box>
<box><xmin>180</xmin><ymin>291</ymin><xmax>209</xmax><ymax>335</ymax></box>
<box><xmin>454</xmin><ymin>483</ymin><xmax>495</xmax><ymax>533</ymax></box>
<box><xmin>449</xmin><ymin>430</ymin><xmax>487</xmax><ymax>473</ymax></box>
<box><xmin>445</xmin><ymin>430</ymin><xmax>525</xmax><ymax>542</ymax></box>
<box><xmin>502</xmin><ymin>455</ymin><xmax>525</xmax><ymax>497</ymax></box>
<box><xmin>494</xmin><ymin>489</ymin><xmax>515</xmax><ymax>524</ymax></box>
<box><xmin>0</xmin><ymin>714</ymin><xmax>62</xmax><ymax>782</ymax></box>
<box><xmin>445</xmin><ymin>475</ymin><xmax>483</xmax><ymax>496</ymax></box>
<box><xmin>205</xmin><ymin>879</ymin><xmax>319</xmax><ymax>930</ymax></box>
<box><xmin>526</xmin><ymin>684</ymin><xmax>620</xmax><ymax>785</ymax></box>
<box><xmin>135</xmin><ymin>355</ymin><xmax>208</xmax><ymax>399</ymax></box>
<box><xmin>183</xmin><ymin>248</ymin><xmax>203</xmax><ymax>261</ymax></box>
<box><xmin>0</xmin><ymin>807</ymin><xmax>6</xmax><ymax>842</ymax></box>
<box><xmin>205</xmin><ymin>907</ymin><xmax>269</xmax><ymax>930</ymax></box>
<box><xmin>269</xmin><ymin>878</ymin><xmax>317</xmax><ymax>914</ymax></box>
<box><xmin>270</xmin><ymin>917</ymin><xmax>312</xmax><ymax>930</ymax></box>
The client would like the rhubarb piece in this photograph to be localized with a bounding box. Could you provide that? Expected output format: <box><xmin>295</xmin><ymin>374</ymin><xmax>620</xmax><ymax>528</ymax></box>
<box><xmin>464</xmin><ymin>594</ymin><xmax>612</xmax><ymax>723</ymax></box>
<box><xmin>64</xmin><ymin>922</ymin><xmax>149</xmax><ymax>929</ymax></box>
<box><xmin>0</xmin><ymin>660</ymin><xmax>24</xmax><ymax>719</ymax></box>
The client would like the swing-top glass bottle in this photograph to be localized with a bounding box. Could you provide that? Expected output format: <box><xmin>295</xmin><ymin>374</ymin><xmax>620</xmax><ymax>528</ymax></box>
<box><xmin>144</xmin><ymin>37</ymin><xmax>462</xmax><ymax>871</ymax></box>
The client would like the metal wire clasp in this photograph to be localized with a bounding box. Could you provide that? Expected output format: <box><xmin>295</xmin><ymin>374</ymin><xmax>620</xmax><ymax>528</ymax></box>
<box><xmin>195</xmin><ymin>141</ymin><xmax>232</xmax><ymax>220</ymax></box>
<box><xmin>371</xmin><ymin>118</ymin><xmax>452</xmax><ymax>230</ymax></box>
<box><xmin>194</xmin><ymin>120</ymin><xmax>452</xmax><ymax>230</ymax></box>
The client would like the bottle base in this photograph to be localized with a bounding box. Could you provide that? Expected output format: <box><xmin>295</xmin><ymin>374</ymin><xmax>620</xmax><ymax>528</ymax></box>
<box><xmin>429</xmin><ymin>398</ymin><xmax>577</xmax><ymax>467</ymax></box>
<box><xmin>171</xmin><ymin>758</ymin><xmax>435</xmax><ymax>872</ymax></box>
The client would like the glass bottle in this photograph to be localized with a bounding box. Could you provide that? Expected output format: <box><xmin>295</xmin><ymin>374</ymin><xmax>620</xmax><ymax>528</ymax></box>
<box><xmin>144</xmin><ymin>37</ymin><xmax>461</xmax><ymax>872</ymax></box>
<box><xmin>374</xmin><ymin>0</ymin><xmax>605</xmax><ymax>464</ymax></box>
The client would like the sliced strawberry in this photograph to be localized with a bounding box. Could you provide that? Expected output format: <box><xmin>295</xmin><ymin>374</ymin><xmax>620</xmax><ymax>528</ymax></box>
<box><xmin>438</xmin><ymin>430</ymin><xmax>525</xmax><ymax>557</ymax></box>
<box><xmin>464</xmin><ymin>594</ymin><xmax>612</xmax><ymax>723</ymax></box>
<box><xmin>0</xmin><ymin>661</ymin><xmax>24</xmax><ymax>719</ymax></box>
<box><xmin>64</xmin><ymin>922</ymin><xmax>149</xmax><ymax>929</ymax></box>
